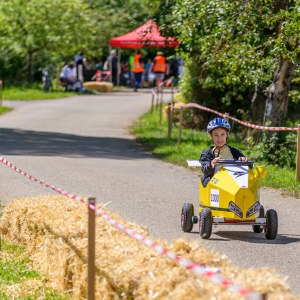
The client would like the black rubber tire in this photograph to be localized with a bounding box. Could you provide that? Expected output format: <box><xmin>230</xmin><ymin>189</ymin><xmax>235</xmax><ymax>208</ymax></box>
<box><xmin>264</xmin><ymin>209</ymin><xmax>278</xmax><ymax>240</ymax></box>
<box><xmin>252</xmin><ymin>205</ymin><xmax>264</xmax><ymax>233</ymax></box>
<box><xmin>199</xmin><ymin>208</ymin><xmax>212</xmax><ymax>239</ymax></box>
<box><xmin>181</xmin><ymin>203</ymin><xmax>194</xmax><ymax>232</ymax></box>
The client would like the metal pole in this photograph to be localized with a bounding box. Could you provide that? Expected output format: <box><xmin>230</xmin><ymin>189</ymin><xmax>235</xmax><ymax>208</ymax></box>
<box><xmin>171</xmin><ymin>78</ymin><xmax>174</xmax><ymax>102</ymax></box>
<box><xmin>151</xmin><ymin>93</ymin><xmax>154</xmax><ymax>115</ymax></box>
<box><xmin>88</xmin><ymin>197</ymin><xmax>96</xmax><ymax>300</ymax></box>
<box><xmin>109</xmin><ymin>46</ymin><xmax>112</xmax><ymax>83</ymax></box>
<box><xmin>117</xmin><ymin>47</ymin><xmax>121</xmax><ymax>86</ymax></box>
<box><xmin>178</xmin><ymin>107</ymin><xmax>184</xmax><ymax>148</ymax></box>
<box><xmin>296</xmin><ymin>124</ymin><xmax>300</xmax><ymax>182</ymax></box>
<box><xmin>0</xmin><ymin>80</ymin><xmax>2</xmax><ymax>107</ymax></box>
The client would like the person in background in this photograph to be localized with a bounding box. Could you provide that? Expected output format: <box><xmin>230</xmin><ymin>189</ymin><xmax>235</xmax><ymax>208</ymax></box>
<box><xmin>62</xmin><ymin>62</ymin><xmax>84</xmax><ymax>91</ymax></box>
<box><xmin>149</xmin><ymin>51</ymin><xmax>170</xmax><ymax>90</ymax></box>
<box><xmin>143</xmin><ymin>58</ymin><xmax>151</xmax><ymax>88</ymax></box>
<box><xmin>133</xmin><ymin>49</ymin><xmax>144</xmax><ymax>92</ymax></box>
<box><xmin>104</xmin><ymin>49</ymin><xmax>120</xmax><ymax>86</ymax></box>
<box><xmin>74</xmin><ymin>51</ymin><xmax>90</xmax><ymax>83</ymax></box>
<box><xmin>95</xmin><ymin>60</ymin><xmax>103</xmax><ymax>71</ymax></box>
<box><xmin>128</xmin><ymin>50</ymin><xmax>135</xmax><ymax>87</ymax></box>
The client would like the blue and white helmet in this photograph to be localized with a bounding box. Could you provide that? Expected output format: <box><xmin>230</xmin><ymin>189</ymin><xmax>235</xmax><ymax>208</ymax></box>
<box><xmin>207</xmin><ymin>118</ymin><xmax>231</xmax><ymax>133</ymax></box>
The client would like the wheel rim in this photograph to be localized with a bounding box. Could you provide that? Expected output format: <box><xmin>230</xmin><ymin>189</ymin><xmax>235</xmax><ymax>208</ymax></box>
<box><xmin>199</xmin><ymin>215</ymin><xmax>202</xmax><ymax>231</ymax></box>
<box><xmin>181</xmin><ymin>210</ymin><xmax>185</xmax><ymax>225</ymax></box>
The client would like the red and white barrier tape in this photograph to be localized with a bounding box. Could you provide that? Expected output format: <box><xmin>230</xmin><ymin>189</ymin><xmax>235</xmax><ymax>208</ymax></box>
<box><xmin>0</xmin><ymin>155</ymin><xmax>263</xmax><ymax>300</ymax></box>
<box><xmin>174</xmin><ymin>103</ymin><xmax>299</xmax><ymax>131</ymax></box>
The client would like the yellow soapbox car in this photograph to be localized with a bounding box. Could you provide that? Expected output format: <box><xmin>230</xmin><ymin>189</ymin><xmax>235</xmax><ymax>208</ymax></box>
<box><xmin>181</xmin><ymin>160</ymin><xmax>278</xmax><ymax>240</ymax></box>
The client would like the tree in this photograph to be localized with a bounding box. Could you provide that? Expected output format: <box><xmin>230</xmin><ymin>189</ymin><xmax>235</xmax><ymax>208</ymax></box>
<box><xmin>150</xmin><ymin>0</ymin><xmax>300</xmax><ymax>127</ymax></box>
<box><xmin>0</xmin><ymin>0</ymin><xmax>97</xmax><ymax>84</ymax></box>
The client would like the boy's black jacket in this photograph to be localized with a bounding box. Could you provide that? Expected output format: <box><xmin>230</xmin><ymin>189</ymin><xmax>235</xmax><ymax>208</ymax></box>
<box><xmin>199</xmin><ymin>145</ymin><xmax>245</xmax><ymax>188</ymax></box>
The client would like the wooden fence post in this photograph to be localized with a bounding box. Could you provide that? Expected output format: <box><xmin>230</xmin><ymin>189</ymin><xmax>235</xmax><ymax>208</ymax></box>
<box><xmin>88</xmin><ymin>197</ymin><xmax>96</xmax><ymax>300</ymax></box>
<box><xmin>151</xmin><ymin>93</ymin><xmax>154</xmax><ymax>115</ymax></box>
<box><xmin>168</xmin><ymin>103</ymin><xmax>172</xmax><ymax>140</ymax></box>
<box><xmin>296</xmin><ymin>124</ymin><xmax>300</xmax><ymax>182</ymax></box>
<box><xmin>159</xmin><ymin>99</ymin><xmax>162</xmax><ymax>126</ymax></box>
<box><xmin>161</xmin><ymin>83</ymin><xmax>164</xmax><ymax>103</ymax></box>
<box><xmin>178</xmin><ymin>107</ymin><xmax>184</xmax><ymax>148</ymax></box>
<box><xmin>224</xmin><ymin>113</ymin><xmax>229</xmax><ymax>121</ymax></box>
<box><xmin>156</xmin><ymin>87</ymin><xmax>159</xmax><ymax>109</ymax></box>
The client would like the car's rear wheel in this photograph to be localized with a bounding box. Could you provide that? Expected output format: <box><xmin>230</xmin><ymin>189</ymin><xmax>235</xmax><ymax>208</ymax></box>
<box><xmin>252</xmin><ymin>205</ymin><xmax>264</xmax><ymax>233</ymax></box>
<box><xmin>181</xmin><ymin>203</ymin><xmax>194</xmax><ymax>232</ymax></box>
<box><xmin>199</xmin><ymin>208</ymin><xmax>212</xmax><ymax>239</ymax></box>
<box><xmin>264</xmin><ymin>209</ymin><xmax>278</xmax><ymax>240</ymax></box>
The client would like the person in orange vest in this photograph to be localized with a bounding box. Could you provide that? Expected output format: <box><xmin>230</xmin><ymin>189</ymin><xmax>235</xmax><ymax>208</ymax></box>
<box><xmin>133</xmin><ymin>50</ymin><xmax>144</xmax><ymax>92</ymax></box>
<box><xmin>149</xmin><ymin>51</ymin><xmax>170</xmax><ymax>89</ymax></box>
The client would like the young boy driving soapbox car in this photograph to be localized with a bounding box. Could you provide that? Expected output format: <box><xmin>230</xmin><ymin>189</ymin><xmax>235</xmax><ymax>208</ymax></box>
<box><xmin>181</xmin><ymin>118</ymin><xmax>278</xmax><ymax>240</ymax></box>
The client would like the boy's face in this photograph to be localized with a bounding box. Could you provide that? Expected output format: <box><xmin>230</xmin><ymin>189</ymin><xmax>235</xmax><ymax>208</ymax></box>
<box><xmin>209</xmin><ymin>128</ymin><xmax>229</xmax><ymax>147</ymax></box>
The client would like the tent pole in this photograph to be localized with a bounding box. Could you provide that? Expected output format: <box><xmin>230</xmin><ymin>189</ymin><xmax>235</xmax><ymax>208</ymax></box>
<box><xmin>117</xmin><ymin>47</ymin><xmax>121</xmax><ymax>86</ymax></box>
<box><xmin>109</xmin><ymin>46</ymin><xmax>112</xmax><ymax>83</ymax></box>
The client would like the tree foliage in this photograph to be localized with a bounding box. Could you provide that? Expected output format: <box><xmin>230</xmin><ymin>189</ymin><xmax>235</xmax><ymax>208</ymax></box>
<box><xmin>151</xmin><ymin>0</ymin><xmax>300</xmax><ymax>126</ymax></box>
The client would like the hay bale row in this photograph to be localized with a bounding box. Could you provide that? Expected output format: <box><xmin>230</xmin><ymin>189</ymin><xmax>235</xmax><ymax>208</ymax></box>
<box><xmin>0</xmin><ymin>195</ymin><xmax>298</xmax><ymax>300</ymax></box>
<box><xmin>83</xmin><ymin>81</ymin><xmax>113</xmax><ymax>93</ymax></box>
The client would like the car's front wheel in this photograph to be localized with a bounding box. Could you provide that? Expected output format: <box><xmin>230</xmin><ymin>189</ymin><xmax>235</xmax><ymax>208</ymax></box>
<box><xmin>264</xmin><ymin>209</ymin><xmax>278</xmax><ymax>240</ymax></box>
<box><xmin>199</xmin><ymin>208</ymin><xmax>212</xmax><ymax>239</ymax></box>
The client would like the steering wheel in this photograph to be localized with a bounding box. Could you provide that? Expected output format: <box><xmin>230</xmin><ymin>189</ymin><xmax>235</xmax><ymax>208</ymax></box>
<box><xmin>215</xmin><ymin>159</ymin><xmax>254</xmax><ymax>166</ymax></box>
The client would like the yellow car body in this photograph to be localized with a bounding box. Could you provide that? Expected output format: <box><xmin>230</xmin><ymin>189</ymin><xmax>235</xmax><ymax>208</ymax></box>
<box><xmin>200</xmin><ymin>164</ymin><xmax>261</xmax><ymax>222</ymax></box>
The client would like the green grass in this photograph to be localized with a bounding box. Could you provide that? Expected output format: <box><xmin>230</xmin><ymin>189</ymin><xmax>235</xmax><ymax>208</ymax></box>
<box><xmin>0</xmin><ymin>238</ymin><xmax>70</xmax><ymax>299</ymax></box>
<box><xmin>132</xmin><ymin>105</ymin><xmax>300</xmax><ymax>198</ymax></box>
<box><xmin>0</xmin><ymin>106</ymin><xmax>13</xmax><ymax>115</ymax></box>
<box><xmin>2</xmin><ymin>85</ymin><xmax>77</xmax><ymax>100</ymax></box>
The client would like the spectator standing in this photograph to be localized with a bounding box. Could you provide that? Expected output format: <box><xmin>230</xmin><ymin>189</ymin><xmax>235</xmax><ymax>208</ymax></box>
<box><xmin>95</xmin><ymin>60</ymin><xmax>103</xmax><ymax>71</ymax></box>
<box><xmin>104</xmin><ymin>49</ymin><xmax>120</xmax><ymax>86</ymax></box>
<box><xmin>133</xmin><ymin>50</ymin><xmax>144</xmax><ymax>92</ymax></box>
<box><xmin>74</xmin><ymin>51</ymin><xmax>90</xmax><ymax>83</ymax></box>
<box><xmin>143</xmin><ymin>58</ymin><xmax>151</xmax><ymax>87</ymax></box>
<box><xmin>149</xmin><ymin>51</ymin><xmax>170</xmax><ymax>89</ymax></box>
<box><xmin>128</xmin><ymin>50</ymin><xmax>135</xmax><ymax>87</ymax></box>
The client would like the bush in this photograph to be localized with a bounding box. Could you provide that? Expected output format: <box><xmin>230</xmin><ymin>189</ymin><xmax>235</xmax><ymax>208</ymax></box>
<box><xmin>247</xmin><ymin>129</ymin><xmax>297</xmax><ymax>168</ymax></box>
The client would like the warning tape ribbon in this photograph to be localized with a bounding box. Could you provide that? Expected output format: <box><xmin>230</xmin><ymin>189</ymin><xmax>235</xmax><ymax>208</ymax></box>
<box><xmin>0</xmin><ymin>155</ymin><xmax>263</xmax><ymax>300</ymax></box>
<box><xmin>174</xmin><ymin>103</ymin><xmax>299</xmax><ymax>131</ymax></box>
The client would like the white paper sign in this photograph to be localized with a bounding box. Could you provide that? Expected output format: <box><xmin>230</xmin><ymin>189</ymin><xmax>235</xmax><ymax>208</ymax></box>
<box><xmin>186</xmin><ymin>160</ymin><xmax>201</xmax><ymax>167</ymax></box>
<box><xmin>210</xmin><ymin>189</ymin><xmax>220</xmax><ymax>207</ymax></box>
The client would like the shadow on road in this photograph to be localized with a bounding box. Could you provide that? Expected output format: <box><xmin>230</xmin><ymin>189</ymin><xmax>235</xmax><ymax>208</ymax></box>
<box><xmin>213</xmin><ymin>231</ymin><xmax>300</xmax><ymax>245</ymax></box>
<box><xmin>0</xmin><ymin>128</ymin><xmax>151</xmax><ymax>159</ymax></box>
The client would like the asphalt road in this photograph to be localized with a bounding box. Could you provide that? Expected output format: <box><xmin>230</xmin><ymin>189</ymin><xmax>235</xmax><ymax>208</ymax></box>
<box><xmin>0</xmin><ymin>94</ymin><xmax>299</xmax><ymax>294</ymax></box>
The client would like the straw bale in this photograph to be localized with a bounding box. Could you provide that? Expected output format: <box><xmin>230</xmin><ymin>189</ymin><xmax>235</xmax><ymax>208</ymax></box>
<box><xmin>163</xmin><ymin>101</ymin><xmax>185</xmax><ymax>120</ymax></box>
<box><xmin>83</xmin><ymin>82</ymin><xmax>113</xmax><ymax>93</ymax></box>
<box><xmin>0</xmin><ymin>195</ymin><xmax>299</xmax><ymax>300</ymax></box>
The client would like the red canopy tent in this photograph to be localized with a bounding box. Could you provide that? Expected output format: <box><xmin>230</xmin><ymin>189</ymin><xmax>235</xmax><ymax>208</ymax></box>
<box><xmin>109</xmin><ymin>20</ymin><xmax>178</xmax><ymax>85</ymax></box>
<box><xmin>109</xmin><ymin>19</ymin><xmax>178</xmax><ymax>48</ymax></box>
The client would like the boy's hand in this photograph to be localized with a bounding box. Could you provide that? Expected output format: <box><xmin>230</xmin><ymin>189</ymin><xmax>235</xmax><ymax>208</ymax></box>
<box><xmin>211</xmin><ymin>156</ymin><xmax>222</xmax><ymax>168</ymax></box>
<box><xmin>238</xmin><ymin>157</ymin><xmax>248</xmax><ymax>162</ymax></box>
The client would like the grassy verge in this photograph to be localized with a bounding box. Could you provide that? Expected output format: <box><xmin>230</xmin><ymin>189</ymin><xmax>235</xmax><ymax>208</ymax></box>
<box><xmin>0</xmin><ymin>238</ymin><xmax>70</xmax><ymax>299</ymax></box>
<box><xmin>132</xmin><ymin>105</ymin><xmax>300</xmax><ymax>198</ymax></box>
<box><xmin>0</xmin><ymin>106</ymin><xmax>13</xmax><ymax>115</ymax></box>
<box><xmin>2</xmin><ymin>85</ymin><xmax>77</xmax><ymax>100</ymax></box>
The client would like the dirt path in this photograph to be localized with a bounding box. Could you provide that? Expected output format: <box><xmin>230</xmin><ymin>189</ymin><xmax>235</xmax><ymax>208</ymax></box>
<box><xmin>0</xmin><ymin>94</ymin><xmax>299</xmax><ymax>294</ymax></box>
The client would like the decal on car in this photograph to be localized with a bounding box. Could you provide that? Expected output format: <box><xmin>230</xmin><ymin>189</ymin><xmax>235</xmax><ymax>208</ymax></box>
<box><xmin>224</xmin><ymin>165</ymin><xmax>248</xmax><ymax>188</ymax></box>
<box><xmin>210</xmin><ymin>189</ymin><xmax>219</xmax><ymax>207</ymax></box>
<box><xmin>211</xmin><ymin>178</ymin><xmax>219</xmax><ymax>184</ymax></box>
<box><xmin>246</xmin><ymin>201</ymin><xmax>260</xmax><ymax>218</ymax></box>
<box><xmin>228</xmin><ymin>201</ymin><xmax>243</xmax><ymax>218</ymax></box>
